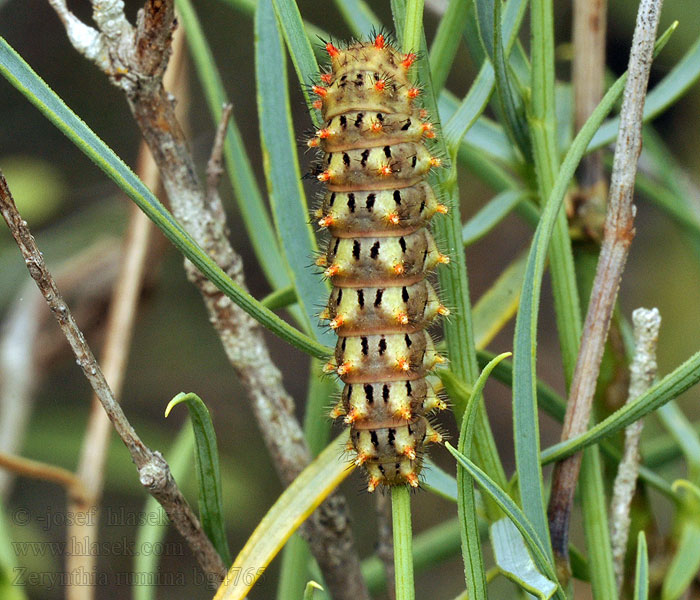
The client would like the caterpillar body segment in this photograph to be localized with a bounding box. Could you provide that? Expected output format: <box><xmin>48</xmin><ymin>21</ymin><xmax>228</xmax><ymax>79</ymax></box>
<box><xmin>312</xmin><ymin>36</ymin><xmax>448</xmax><ymax>491</ymax></box>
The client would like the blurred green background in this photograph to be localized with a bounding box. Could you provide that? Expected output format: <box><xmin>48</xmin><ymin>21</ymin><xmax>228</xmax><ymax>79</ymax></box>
<box><xmin>1</xmin><ymin>0</ymin><xmax>699</xmax><ymax>598</ymax></box>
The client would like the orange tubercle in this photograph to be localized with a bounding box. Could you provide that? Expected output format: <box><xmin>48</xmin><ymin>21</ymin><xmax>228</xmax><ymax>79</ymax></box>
<box><xmin>313</xmin><ymin>99</ymin><xmax>323</xmax><ymax>110</ymax></box>
<box><xmin>396</xmin><ymin>312</ymin><xmax>409</xmax><ymax>325</ymax></box>
<box><xmin>374</xmin><ymin>79</ymin><xmax>386</xmax><ymax>92</ymax></box>
<box><xmin>370</xmin><ymin>121</ymin><xmax>383</xmax><ymax>133</ymax></box>
<box><xmin>387</xmin><ymin>212</ymin><xmax>400</xmax><ymax>225</ymax></box>
<box><xmin>374</xmin><ymin>34</ymin><xmax>385</xmax><ymax>49</ymax></box>
<box><xmin>401</xmin><ymin>53</ymin><xmax>416</xmax><ymax>68</ymax></box>
<box><xmin>344</xmin><ymin>409</ymin><xmax>359</xmax><ymax>424</ymax></box>
<box><xmin>323</xmin><ymin>361</ymin><xmax>336</xmax><ymax>373</ymax></box>
<box><xmin>407</xmin><ymin>87</ymin><xmax>420</xmax><ymax>99</ymax></box>
<box><xmin>325</xmin><ymin>42</ymin><xmax>339</xmax><ymax>57</ymax></box>
<box><xmin>419</xmin><ymin>108</ymin><xmax>429</xmax><ymax>119</ymax></box>
<box><xmin>329</xmin><ymin>403</ymin><xmax>345</xmax><ymax>418</ymax></box>
<box><xmin>396</xmin><ymin>405</ymin><xmax>412</xmax><ymax>420</ymax></box>
<box><xmin>396</xmin><ymin>357</ymin><xmax>411</xmax><ymax>372</ymax></box>
<box><xmin>317</xmin><ymin>170</ymin><xmax>331</xmax><ymax>182</ymax></box>
<box><xmin>429</xmin><ymin>156</ymin><xmax>442</xmax><ymax>168</ymax></box>
<box><xmin>428</xmin><ymin>431</ymin><xmax>443</xmax><ymax>444</ymax></box>
<box><xmin>336</xmin><ymin>361</ymin><xmax>353</xmax><ymax>376</ymax></box>
<box><xmin>320</xmin><ymin>72</ymin><xmax>332</xmax><ymax>84</ymax></box>
<box><xmin>324</xmin><ymin>264</ymin><xmax>340</xmax><ymax>277</ymax></box>
<box><xmin>379</xmin><ymin>164</ymin><xmax>393</xmax><ymax>177</ymax></box>
<box><xmin>312</xmin><ymin>85</ymin><xmax>327</xmax><ymax>97</ymax></box>
<box><xmin>436</xmin><ymin>203</ymin><xmax>449</xmax><ymax>214</ymax></box>
<box><xmin>318</xmin><ymin>215</ymin><xmax>334</xmax><ymax>228</ymax></box>
<box><xmin>437</xmin><ymin>254</ymin><xmax>450</xmax><ymax>265</ymax></box>
<box><xmin>367</xmin><ymin>477</ymin><xmax>381</xmax><ymax>493</ymax></box>
<box><xmin>316</xmin><ymin>128</ymin><xmax>332</xmax><ymax>139</ymax></box>
<box><xmin>437</xmin><ymin>305</ymin><xmax>450</xmax><ymax>316</ymax></box>
<box><xmin>307</xmin><ymin>138</ymin><xmax>320</xmax><ymax>148</ymax></box>
<box><xmin>393</xmin><ymin>262</ymin><xmax>405</xmax><ymax>275</ymax></box>
<box><xmin>354</xmin><ymin>452</ymin><xmax>369</xmax><ymax>466</ymax></box>
<box><xmin>329</xmin><ymin>315</ymin><xmax>344</xmax><ymax>329</ymax></box>
<box><xmin>406</xmin><ymin>473</ymin><xmax>420</xmax><ymax>488</ymax></box>
<box><xmin>403</xmin><ymin>447</ymin><xmax>417</xmax><ymax>460</ymax></box>
<box><xmin>315</xmin><ymin>255</ymin><xmax>328</xmax><ymax>267</ymax></box>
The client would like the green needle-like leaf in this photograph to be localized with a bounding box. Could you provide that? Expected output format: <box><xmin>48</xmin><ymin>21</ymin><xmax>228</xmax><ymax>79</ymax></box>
<box><xmin>491</xmin><ymin>518</ymin><xmax>557</xmax><ymax>599</ymax></box>
<box><xmin>256</xmin><ymin>0</ymin><xmax>333</xmax><ymax>345</ymax></box>
<box><xmin>165</xmin><ymin>393</ymin><xmax>231</xmax><ymax>563</ymax></box>
<box><xmin>175</xmin><ymin>0</ymin><xmax>291</xmax><ymax>294</ymax></box>
<box><xmin>271</xmin><ymin>0</ymin><xmax>322</xmax><ymax>127</ymax></box>
<box><xmin>634</xmin><ymin>532</ymin><xmax>649</xmax><ymax>600</ymax></box>
<box><xmin>446</xmin><ymin>442</ymin><xmax>563</xmax><ymax>598</ymax></box>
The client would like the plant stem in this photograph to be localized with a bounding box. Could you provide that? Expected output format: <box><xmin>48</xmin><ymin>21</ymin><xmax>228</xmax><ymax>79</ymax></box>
<box><xmin>547</xmin><ymin>0</ymin><xmax>665</xmax><ymax>572</ymax></box>
<box><xmin>392</xmin><ymin>486</ymin><xmax>415</xmax><ymax>600</ymax></box>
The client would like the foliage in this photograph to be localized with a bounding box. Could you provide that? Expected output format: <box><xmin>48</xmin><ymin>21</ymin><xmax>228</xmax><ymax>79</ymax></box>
<box><xmin>1</xmin><ymin>0</ymin><xmax>700</xmax><ymax>598</ymax></box>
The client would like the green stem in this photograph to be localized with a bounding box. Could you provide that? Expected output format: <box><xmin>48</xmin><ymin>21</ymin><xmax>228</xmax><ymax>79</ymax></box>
<box><xmin>392</xmin><ymin>486</ymin><xmax>415</xmax><ymax>600</ymax></box>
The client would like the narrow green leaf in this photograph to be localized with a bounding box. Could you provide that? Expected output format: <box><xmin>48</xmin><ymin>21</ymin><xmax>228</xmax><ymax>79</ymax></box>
<box><xmin>303</xmin><ymin>581</ymin><xmax>324</xmax><ymax>600</ymax></box>
<box><xmin>445</xmin><ymin>443</ymin><xmax>563</xmax><ymax>597</ymax></box>
<box><xmin>661</xmin><ymin>521</ymin><xmax>700</xmax><ymax>600</ymax></box>
<box><xmin>541</xmin><ymin>350</ymin><xmax>700</xmax><ymax>464</ymax></box>
<box><xmin>429</xmin><ymin>0</ymin><xmax>470</xmax><ymax>93</ymax></box>
<box><xmin>213</xmin><ymin>432</ymin><xmax>354</xmax><ymax>600</ymax></box>
<box><xmin>462</xmin><ymin>190</ymin><xmax>530</xmax><ymax>246</ymax></box>
<box><xmin>165</xmin><ymin>393</ymin><xmax>231</xmax><ymax>563</ymax></box>
<box><xmin>134</xmin><ymin>425</ymin><xmax>195</xmax><ymax>600</ymax></box>
<box><xmin>256</xmin><ymin>0</ymin><xmax>333</xmax><ymax>345</ymax></box>
<box><xmin>491</xmin><ymin>0</ymin><xmax>532</xmax><ymax>157</ymax></box>
<box><xmin>175</xmin><ymin>0</ymin><xmax>291</xmax><ymax>293</ymax></box>
<box><xmin>0</xmin><ymin>37</ymin><xmax>331</xmax><ymax>361</ymax></box>
<box><xmin>261</xmin><ymin>285</ymin><xmax>297</xmax><ymax>310</ymax></box>
<box><xmin>392</xmin><ymin>486</ymin><xmax>415</xmax><ymax>600</ymax></box>
<box><xmin>452</xmin><ymin>353</ymin><xmax>512</xmax><ymax>600</ymax></box>
<box><xmin>656</xmin><ymin>401</ymin><xmax>700</xmax><ymax>482</ymax></box>
<box><xmin>580</xmin><ymin>448</ymin><xmax>617</xmax><ymax>600</ymax></box>
<box><xmin>271</xmin><ymin>0</ymin><xmax>322</xmax><ymax>127</ymax></box>
<box><xmin>444</xmin><ymin>61</ymin><xmax>495</xmax><ymax>154</ymax></box>
<box><xmin>421</xmin><ymin>458</ymin><xmax>458</xmax><ymax>502</ymax></box>
<box><xmin>472</xmin><ymin>251</ymin><xmax>527</xmax><ymax>349</ymax></box>
<box><xmin>589</xmin><ymin>23</ymin><xmax>695</xmax><ymax>152</ymax></box>
<box><xmin>491</xmin><ymin>518</ymin><xmax>557</xmax><ymax>599</ymax></box>
<box><xmin>332</xmin><ymin>0</ymin><xmax>379</xmax><ymax>37</ymax></box>
<box><xmin>634</xmin><ymin>532</ymin><xmax>649</xmax><ymax>600</ymax></box>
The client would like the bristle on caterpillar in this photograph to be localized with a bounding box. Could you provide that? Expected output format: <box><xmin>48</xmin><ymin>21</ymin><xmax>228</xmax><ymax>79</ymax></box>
<box><xmin>311</xmin><ymin>35</ymin><xmax>448</xmax><ymax>491</ymax></box>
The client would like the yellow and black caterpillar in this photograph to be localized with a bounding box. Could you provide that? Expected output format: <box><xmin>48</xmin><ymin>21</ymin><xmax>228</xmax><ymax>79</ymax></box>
<box><xmin>309</xmin><ymin>35</ymin><xmax>449</xmax><ymax>491</ymax></box>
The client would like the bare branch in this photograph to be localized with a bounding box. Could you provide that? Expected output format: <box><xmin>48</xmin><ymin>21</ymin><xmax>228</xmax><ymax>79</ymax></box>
<box><xmin>0</xmin><ymin>452</ymin><xmax>88</xmax><ymax>501</ymax></box>
<box><xmin>206</xmin><ymin>103</ymin><xmax>233</xmax><ymax>204</ymax></box>
<box><xmin>0</xmin><ymin>170</ymin><xmax>227</xmax><ymax>581</ymax></box>
<box><xmin>570</xmin><ymin>0</ymin><xmax>608</xmax><ymax>241</ymax></box>
<box><xmin>547</xmin><ymin>0</ymin><xmax>665</xmax><ymax>571</ymax></box>
<box><xmin>610</xmin><ymin>308</ymin><xmax>660</xmax><ymax>592</ymax></box>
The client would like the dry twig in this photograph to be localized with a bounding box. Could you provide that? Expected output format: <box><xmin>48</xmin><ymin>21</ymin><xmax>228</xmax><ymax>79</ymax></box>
<box><xmin>570</xmin><ymin>0</ymin><xmax>608</xmax><ymax>241</ymax></box>
<box><xmin>46</xmin><ymin>1</ymin><xmax>367</xmax><ymax>597</ymax></box>
<box><xmin>0</xmin><ymin>452</ymin><xmax>88</xmax><ymax>502</ymax></box>
<box><xmin>610</xmin><ymin>308</ymin><xmax>660</xmax><ymax>592</ymax></box>
<box><xmin>0</xmin><ymin>170</ymin><xmax>227</xmax><ymax>581</ymax></box>
<box><xmin>547</xmin><ymin>0</ymin><xmax>665</xmax><ymax>570</ymax></box>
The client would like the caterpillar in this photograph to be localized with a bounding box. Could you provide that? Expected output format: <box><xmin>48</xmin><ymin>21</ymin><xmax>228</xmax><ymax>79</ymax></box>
<box><xmin>309</xmin><ymin>34</ymin><xmax>449</xmax><ymax>492</ymax></box>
